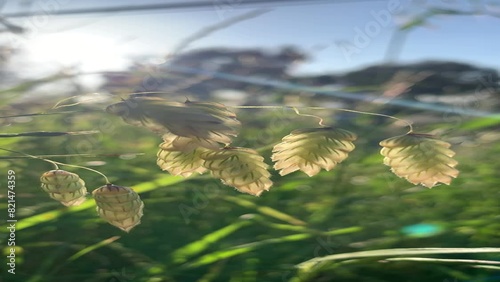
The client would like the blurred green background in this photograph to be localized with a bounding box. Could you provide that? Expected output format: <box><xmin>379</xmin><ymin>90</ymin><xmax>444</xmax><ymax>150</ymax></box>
<box><xmin>1</xmin><ymin>1</ymin><xmax>500</xmax><ymax>281</ymax></box>
<box><xmin>1</xmin><ymin>91</ymin><xmax>499</xmax><ymax>281</ymax></box>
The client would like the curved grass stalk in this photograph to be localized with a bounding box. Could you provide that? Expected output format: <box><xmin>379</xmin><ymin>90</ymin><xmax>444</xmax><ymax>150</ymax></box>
<box><xmin>233</xmin><ymin>105</ymin><xmax>413</xmax><ymax>134</ymax></box>
<box><xmin>384</xmin><ymin>257</ymin><xmax>500</xmax><ymax>265</ymax></box>
<box><xmin>297</xmin><ymin>247</ymin><xmax>500</xmax><ymax>269</ymax></box>
<box><xmin>291</xmin><ymin>107</ymin><xmax>326</xmax><ymax>126</ymax></box>
<box><xmin>51</xmin><ymin>94</ymin><xmax>104</xmax><ymax>109</ymax></box>
<box><xmin>51</xmin><ymin>95</ymin><xmax>85</xmax><ymax>109</ymax></box>
<box><xmin>0</xmin><ymin>147</ymin><xmax>110</xmax><ymax>184</ymax></box>
<box><xmin>67</xmin><ymin>236</ymin><xmax>121</xmax><ymax>262</ymax></box>
<box><xmin>0</xmin><ymin>152</ymin><xmax>143</xmax><ymax>160</ymax></box>
<box><xmin>472</xmin><ymin>265</ymin><xmax>500</xmax><ymax>270</ymax></box>
<box><xmin>48</xmin><ymin>92</ymin><xmax>413</xmax><ymax>134</ymax></box>
<box><xmin>0</xmin><ymin>110</ymin><xmax>81</xmax><ymax>119</ymax></box>
<box><xmin>0</xmin><ymin>130</ymin><xmax>99</xmax><ymax>138</ymax></box>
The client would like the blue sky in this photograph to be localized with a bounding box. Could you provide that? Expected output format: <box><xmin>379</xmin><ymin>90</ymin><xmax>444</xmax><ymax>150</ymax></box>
<box><xmin>1</xmin><ymin>0</ymin><xmax>499</xmax><ymax>77</ymax></box>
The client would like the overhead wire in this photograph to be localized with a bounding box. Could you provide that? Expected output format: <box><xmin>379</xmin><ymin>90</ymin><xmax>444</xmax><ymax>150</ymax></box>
<box><xmin>0</xmin><ymin>0</ymin><xmax>386</xmax><ymax>18</ymax></box>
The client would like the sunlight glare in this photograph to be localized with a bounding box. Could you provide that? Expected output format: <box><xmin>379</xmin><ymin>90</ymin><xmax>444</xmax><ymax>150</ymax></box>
<box><xmin>27</xmin><ymin>33</ymin><xmax>130</xmax><ymax>72</ymax></box>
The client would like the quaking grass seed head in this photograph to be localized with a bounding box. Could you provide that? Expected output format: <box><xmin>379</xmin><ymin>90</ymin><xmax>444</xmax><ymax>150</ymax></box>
<box><xmin>272</xmin><ymin>127</ymin><xmax>357</xmax><ymax>177</ymax></box>
<box><xmin>157</xmin><ymin>137</ymin><xmax>208</xmax><ymax>177</ymax></box>
<box><xmin>92</xmin><ymin>184</ymin><xmax>144</xmax><ymax>232</ymax></box>
<box><xmin>201</xmin><ymin>147</ymin><xmax>272</xmax><ymax>196</ymax></box>
<box><xmin>379</xmin><ymin>133</ymin><xmax>459</xmax><ymax>188</ymax></box>
<box><xmin>106</xmin><ymin>97</ymin><xmax>240</xmax><ymax>145</ymax></box>
<box><xmin>40</xmin><ymin>170</ymin><xmax>87</xmax><ymax>206</ymax></box>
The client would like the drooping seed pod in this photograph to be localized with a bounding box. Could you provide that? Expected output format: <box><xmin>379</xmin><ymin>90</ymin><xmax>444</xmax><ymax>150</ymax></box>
<box><xmin>106</xmin><ymin>97</ymin><xmax>241</xmax><ymax>145</ymax></box>
<box><xmin>40</xmin><ymin>170</ymin><xmax>87</xmax><ymax>206</ymax></box>
<box><xmin>380</xmin><ymin>133</ymin><xmax>459</xmax><ymax>188</ymax></box>
<box><xmin>157</xmin><ymin>138</ymin><xmax>208</xmax><ymax>177</ymax></box>
<box><xmin>161</xmin><ymin>132</ymin><xmax>220</xmax><ymax>152</ymax></box>
<box><xmin>272</xmin><ymin>127</ymin><xmax>357</xmax><ymax>177</ymax></box>
<box><xmin>201</xmin><ymin>147</ymin><xmax>272</xmax><ymax>196</ymax></box>
<box><xmin>92</xmin><ymin>184</ymin><xmax>144</xmax><ymax>232</ymax></box>
<box><xmin>184</xmin><ymin>100</ymin><xmax>241</xmax><ymax>142</ymax></box>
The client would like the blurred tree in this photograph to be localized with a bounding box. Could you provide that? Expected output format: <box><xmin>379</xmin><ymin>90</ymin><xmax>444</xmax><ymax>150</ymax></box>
<box><xmin>100</xmin><ymin>46</ymin><xmax>307</xmax><ymax>99</ymax></box>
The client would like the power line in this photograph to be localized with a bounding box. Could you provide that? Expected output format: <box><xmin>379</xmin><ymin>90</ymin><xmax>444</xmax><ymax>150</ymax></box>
<box><xmin>0</xmin><ymin>0</ymin><xmax>383</xmax><ymax>18</ymax></box>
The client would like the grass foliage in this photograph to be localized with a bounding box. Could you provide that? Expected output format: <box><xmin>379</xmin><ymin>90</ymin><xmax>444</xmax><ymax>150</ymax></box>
<box><xmin>1</xmin><ymin>85</ymin><xmax>500</xmax><ymax>282</ymax></box>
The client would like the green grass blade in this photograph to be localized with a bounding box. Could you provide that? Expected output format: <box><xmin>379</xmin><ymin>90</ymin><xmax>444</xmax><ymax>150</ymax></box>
<box><xmin>222</xmin><ymin>195</ymin><xmax>306</xmax><ymax>225</ymax></box>
<box><xmin>184</xmin><ymin>233</ymin><xmax>316</xmax><ymax>269</ymax></box>
<box><xmin>185</xmin><ymin>248</ymin><xmax>253</xmax><ymax>269</ymax></box>
<box><xmin>460</xmin><ymin>114</ymin><xmax>500</xmax><ymax>130</ymax></box>
<box><xmin>184</xmin><ymin>227</ymin><xmax>361</xmax><ymax>269</ymax></box>
<box><xmin>298</xmin><ymin>247</ymin><xmax>500</xmax><ymax>269</ymax></box>
<box><xmin>171</xmin><ymin>220</ymin><xmax>252</xmax><ymax>264</ymax></box>
<box><xmin>68</xmin><ymin>236</ymin><xmax>121</xmax><ymax>262</ymax></box>
<box><xmin>253</xmin><ymin>215</ymin><xmax>362</xmax><ymax>235</ymax></box>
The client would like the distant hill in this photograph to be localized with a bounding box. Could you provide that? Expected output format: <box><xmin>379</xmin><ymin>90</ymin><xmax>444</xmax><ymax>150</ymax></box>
<box><xmin>295</xmin><ymin>61</ymin><xmax>499</xmax><ymax>97</ymax></box>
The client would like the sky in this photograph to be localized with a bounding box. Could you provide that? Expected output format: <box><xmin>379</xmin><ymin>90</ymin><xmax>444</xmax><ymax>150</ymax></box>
<box><xmin>0</xmin><ymin>0</ymin><xmax>499</xmax><ymax>79</ymax></box>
